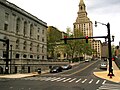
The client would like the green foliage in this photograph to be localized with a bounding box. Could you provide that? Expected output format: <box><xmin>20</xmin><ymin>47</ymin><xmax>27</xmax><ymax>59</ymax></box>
<box><xmin>64</xmin><ymin>28</ymin><xmax>93</xmax><ymax>60</ymax></box>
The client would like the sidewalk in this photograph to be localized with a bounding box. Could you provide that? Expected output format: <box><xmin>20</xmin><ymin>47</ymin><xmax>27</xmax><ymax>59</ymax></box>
<box><xmin>94</xmin><ymin>61</ymin><xmax>120</xmax><ymax>83</ymax></box>
<box><xmin>0</xmin><ymin>70</ymin><xmax>49</xmax><ymax>79</ymax></box>
<box><xmin>0</xmin><ymin>62</ymin><xmax>80</xmax><ymax>79</ymax></box>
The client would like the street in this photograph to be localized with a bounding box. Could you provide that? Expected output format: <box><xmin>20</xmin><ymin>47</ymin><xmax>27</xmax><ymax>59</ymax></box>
<box><xmin>0</xmin><ymin>60</ymin><xmax>119</xmax><ymax>90</ymax></box>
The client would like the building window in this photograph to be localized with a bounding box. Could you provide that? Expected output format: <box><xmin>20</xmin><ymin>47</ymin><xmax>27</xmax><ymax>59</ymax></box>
<box><xmin>42</xmin><ymin>45</ymin><xmax>44</xmax><ymax>53</ymax></box>
<box><xmin>23</xmin><ymin>41</ymin><xmax>27</xmax><ymax>50</ymax></box>
<box><xmin>4</xmin><ymin>23</ymin><xmax>8</xmax><ymax>31</ymax></box>
<box><xmin>42</xmin><ymin>38</ymin><xmax>44</xmax><ymax>42</ymax></box>
<box><xmin>5</xmin><ymin>13</ymin><xmax>9</xmax><ymax>21</ymax></box>
<box><xmin>37</xmin><ymin>44</ymin><xmax>39</xmax><ymax>52</ymax></box>
<box><xmin>42</xmin><ymin>29</ymin><xmax>44</xmax><ymax>34</ymax></box>
<box><xmin>3</xmin><ymin>51</ymin><xmax>6</xmax><ymax>58</ymax></box>
<box><xmin>16</xmin><ymin>39</ymin><xmax>19</xmax><ymax>49</ymax></box>
<box><xmin>30</xmin><ymin>43</ymin><xmax>33</xmax><ymax>51</ymax></box>
<box><xmin>37</xmin><ymin>55</ymin><xmax>39</xmax><ymax>59</ymax></box>
<box><xmin>16</xmin><ymin>54</ymin><xmax>19</xmax><ymax>58</ymax></box>
<box><xmin>23</xmin><ymin>54</ymin><xmax>27</xmax><ymax>58</ymax></box>
<box><xmin>23</xmin><ymin>21</ymin><xmax>27</xmax><ymax>36</ymax></box>
<box><xmin>38</xmin><ymin>28</ymin><xmax>40</xmax><ymax>33</ymax></box>
<box><xmin>16</xmin><ymin>18</ymin><xmax>20</xmax><ymax>34</ymax></box>
<box><xmin>42</xmin><ymin>56</ymin><xmax>44</xmax><ymax>60</ymax></box>
<box><xmin>30</xmin><ymin>24</ymin><xmax>34</xmax><ymax>38</ymax></box>
<box><xmin>30</xmin><ymin>55</ymin><xmax>33</xmax><ymax>58</ymax></box>
<box><xmin>37</xmin><ymin>35</ymin><xmax>39</xmax><ymax>40</ymax></box>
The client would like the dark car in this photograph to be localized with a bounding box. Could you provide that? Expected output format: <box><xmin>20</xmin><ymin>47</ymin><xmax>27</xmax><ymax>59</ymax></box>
<box><xmin>50</xmin><ymin>66</ymin><xmax>62</xmax><ymax>73</ymax></box>
<box><xmin>61</xmin><ymin>64</ymin><xmax>72</xmax><ymax>70</ymax></box>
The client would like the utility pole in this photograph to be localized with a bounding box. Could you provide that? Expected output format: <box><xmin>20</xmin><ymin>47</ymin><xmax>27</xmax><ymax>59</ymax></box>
<box><xmin>95</xmin><ymin>21</ymin><xmax>114</xmax><ymax>76</ymax></box>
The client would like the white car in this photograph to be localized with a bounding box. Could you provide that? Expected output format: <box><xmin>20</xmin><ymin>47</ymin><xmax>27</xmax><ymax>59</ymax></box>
<box><xmin>85</xmin><ymin>59</ymin><xmax>89</xmax><ymax>62</ymax></box>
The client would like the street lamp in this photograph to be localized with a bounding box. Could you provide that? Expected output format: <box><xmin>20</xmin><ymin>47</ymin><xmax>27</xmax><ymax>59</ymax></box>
<box><xmin>10</xmin><ymin>45</ymin><xmax>12</xmax><ymax>74</ymax></box>
<box><xmin>95</xmin><ymin>21</ymin><xmax>114</xmax><ymax>76</ymax></box>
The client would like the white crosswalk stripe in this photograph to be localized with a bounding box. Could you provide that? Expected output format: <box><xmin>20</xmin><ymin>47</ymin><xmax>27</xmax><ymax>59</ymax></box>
<box><xmin>102</xmin><ymin>80</ymin><xmax>106</xmax><ymax>85</ymax></box>
<box><xmin>69</xmin><ymin>78</ymin><xmax>76</xmax><ymax>82</ymax></box>
<box><xmin>82</xmin><ymin>79</ymin><xmax>87</xmax><ymax>83</ymax></box>
<box><xmin>23</xmin><ymin>77</ymin><xmax>108</xmax><ymax>85</ymax></box>
<box><xmin>51</xmin><ymin>77</ymin><xmax>61</xmax><ymax>81</ymax></box>
<box><xmin>98</xmin><ymin>83</ymin><xmax>120</xmax><ymax>90</ymax></box>
<box><xmin>89</xmin><ymin>79</ymin><xmax>93</xmax><ymax>84</ymax></box>
<box><xmin>57</xmin><ymin>78</ymin><xmax>66</xmax><ymax>82</ymax></box>
<box><xmin>75</xmin><ymin>78</ymin><xmax>81</xmax><ymax>83</ymax></box>
<box><xmin>63</xmin><ymin>78</ymin><xmax>71</xmax><ymax>82</ymax></box>
<box><xmin>96</xmin><ymin>80</ymin><xmax>100</xmax><ymax>84</ymax></box>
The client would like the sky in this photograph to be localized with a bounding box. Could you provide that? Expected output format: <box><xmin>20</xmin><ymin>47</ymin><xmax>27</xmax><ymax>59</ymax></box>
<box><xmin>7</xmin><ymin>0</ymin><xmax>120</xmax><ymax>45</ymax></box>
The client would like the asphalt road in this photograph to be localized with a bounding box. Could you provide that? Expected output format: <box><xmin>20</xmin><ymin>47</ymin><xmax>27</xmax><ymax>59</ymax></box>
<box><xmin>0</xmin><ymin>60</ymin><xmax>119</xmax><ymax>90</ymax></box>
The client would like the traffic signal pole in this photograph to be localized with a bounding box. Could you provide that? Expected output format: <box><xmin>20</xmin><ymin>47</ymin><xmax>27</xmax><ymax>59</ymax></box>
<box><xmin>61</xmin><ymin>22</ymin><xmax>114</xmax><ymax>77</ymax></box>
<box><xmin>107</xmin><ymin>23</ymin><xmax>114</xmax><ymax>76</ymax></box>
<box><xmin>95</xmin><ymin>21</ymin><xmax>114</xmax><ymax>76</ymax></box>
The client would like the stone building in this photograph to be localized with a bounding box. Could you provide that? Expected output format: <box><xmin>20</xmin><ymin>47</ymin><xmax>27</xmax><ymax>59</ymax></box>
<box><xmin>47</xmin><ymin>26</ymin><xmax>67</xmax><ymax>61</ymax></box>
<box><xmin>73</xmin><ymin>0</ymin><xmax>102</xmax><ymax>58</ymax></box>
<box><xmin>73</xmin><ymin>0</ymin><xmax>93</xmax><ymax>38</ymax></box>
<box><xmin>92</xmin><ymin>40</ymin><xmax>102</xmax><ymax>58</ymax></box>
<box><xmin>0</xmin><ymin>0</ymin><xmax>47</xmax><ymax>73</ymax></box>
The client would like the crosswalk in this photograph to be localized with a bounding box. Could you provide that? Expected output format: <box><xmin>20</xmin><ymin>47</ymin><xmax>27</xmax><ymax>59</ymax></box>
<box><xmin>97</xmin><ymin>83</ymin><xmax>120</xmax><ymax>90</ymax></box>
<box><xmin>23</xmin><ymin>76</ymin><xmax>107</xmax><ymax>85</ymax></box>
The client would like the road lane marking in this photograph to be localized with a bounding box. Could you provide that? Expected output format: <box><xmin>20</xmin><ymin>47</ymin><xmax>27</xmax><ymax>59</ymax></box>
<box><xmin>82</xmin><ymin>79</ymin><xmax>87</xmax><ymax>83</ymax></box>
<box><xmin>67</xmin><ymin>61</ymin><xmax>98</xmax><ymax>76</ymax></box>
<box><xmin>75</xmin><ymin>79</ymin><xmax>81</xmax><ymax>83</ymax></box>
<box><xmin>44</xmin><ymin>77</ymin><xmax>52</xmax><ymax>81</ymax></box>
<box><xmin>51</xmin><ymin>77</ymin><xmax>61</xmax><ymax>81</ymax></box>
<box><xmin>89</xmin><ymin>79</ymin><xmax>93</xmax><ymax>84</ymax></box>
<box><xmin>69</xmin><ymin>78</ymin><xmax>76</xmax><ymax>82</ymax></box>
<box><xmin>96</xmin><ymin>80</ymin><xmax>100</xmax><ymax>84</ymax></box>
<box><xmin>63</xmin><ymin>78</ymin><xmax>71</xmax><ymax>82</ymax></box>
<box><xmin>57</xmin><ymin>78</ymin><xmax>66</xmax><ymax>82</ymax></box>
<box><xmin>102</xmin><ymin>80</ymin><xmax>106</xmax><ymax>84</ymax></box>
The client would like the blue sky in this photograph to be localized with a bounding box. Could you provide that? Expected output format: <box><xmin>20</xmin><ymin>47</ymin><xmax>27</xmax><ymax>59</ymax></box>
<box><xmin>7</xmin><ymin>0</ymin><xmax>120</xmax><ymax>45</ymax></box>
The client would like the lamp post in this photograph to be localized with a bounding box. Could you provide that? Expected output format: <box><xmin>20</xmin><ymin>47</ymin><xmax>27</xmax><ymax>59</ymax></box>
<box><xmin>95</xmin><ymin>21</ymin><xmax>114</xmax><ymax>76</ymax></box>
<box><xmin>10</xmin><ymin>45</ymin><xmax>12</xmax><ymax>74</ymax></box>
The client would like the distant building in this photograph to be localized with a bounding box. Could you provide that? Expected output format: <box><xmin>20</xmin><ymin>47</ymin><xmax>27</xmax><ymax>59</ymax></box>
<box><xmin>0</xmin><ymin>0</ymin><xmax>47</xmax><ymax>73</ymax></box>
<box><xmin>73</xmin><ymin>0</ymin><xmax>102</xmax><ymax>58</ymax></box>
<box><xmin>73</xmin><ymin>0</ymin><xmax>93</xmax><ymax>38</ymax></box>
<box><xmin>101</xmin><ymin>42</ymin><xmax>108</xmax><ymax>59</ymax></box>
<box><xmin>92</xmin><ymin>40</ymin><xmax>102</xmax><ymax>58</ymax></box>
<box><xmin>47</xmin><ymin>26</ymin><xmax>67</xmax><ymax>60</ymax></box>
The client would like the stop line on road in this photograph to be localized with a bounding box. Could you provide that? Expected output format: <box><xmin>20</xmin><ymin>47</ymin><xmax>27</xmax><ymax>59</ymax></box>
<box><xmin>23</xmin><ymin>76</ymin><xmax>107</xmax><ymax>85</ymax></box>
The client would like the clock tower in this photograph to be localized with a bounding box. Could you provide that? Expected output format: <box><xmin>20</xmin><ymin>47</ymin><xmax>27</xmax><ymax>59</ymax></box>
<box><xmin>73</xmin><ymin>0</ymin><xmax>93</xmax><ymax>38</ymax></box>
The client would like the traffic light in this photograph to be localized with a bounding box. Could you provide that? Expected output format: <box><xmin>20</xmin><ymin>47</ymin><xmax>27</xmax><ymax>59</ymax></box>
<box><xmin>64</xmin><ymin>36</ymin><xmax>67</xmax><ymax>44</ymax></box>
<box><xmin>85</xmin><ymin>36</ymin><xmax>88</xmax><ymax>43</ymax></box>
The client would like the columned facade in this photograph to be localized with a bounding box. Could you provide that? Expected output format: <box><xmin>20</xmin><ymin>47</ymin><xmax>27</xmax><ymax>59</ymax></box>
<box><xmin>0</xmin><ymin>0</ymin><xmax>47</xmax><ymax>73</ymax></box>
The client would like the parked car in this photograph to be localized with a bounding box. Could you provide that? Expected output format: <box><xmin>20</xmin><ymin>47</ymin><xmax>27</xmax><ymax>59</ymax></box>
<box><xmin>61</xmin><ymin>64</ymin><xmax>72</xmax><ymax>70</ymax></box>
<box><xmin>50</xmin><ymin>66</ymin><xmax>62</xmax><ymax>73</ymax></box>
<box><xmin>85</xmin><ymin>59</ymin><xmax>90</xmax><ymax>62</ymax></box>
<box><xmin>100</xmin><ymin>61</ymin><xmax>108</xmax><ymax>70</ymax></box>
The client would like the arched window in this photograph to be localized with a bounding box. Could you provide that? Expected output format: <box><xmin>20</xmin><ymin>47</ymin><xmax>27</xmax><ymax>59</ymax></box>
<box><xmin>23</xmin><ymin>21</ymin><xmax>27</xmax><ymax>36</ymax></box>
<box><xmin>16</xmin><ymin>18</ymin><xmax>20</xmax><ymax>34</ymax></box>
